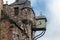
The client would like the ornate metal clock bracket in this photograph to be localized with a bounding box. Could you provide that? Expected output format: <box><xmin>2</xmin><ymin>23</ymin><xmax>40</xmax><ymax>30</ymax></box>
<box><xmin>33</xmin><ymin>30</ymin><xmax>46</xmax><ymax>40</ymax></box>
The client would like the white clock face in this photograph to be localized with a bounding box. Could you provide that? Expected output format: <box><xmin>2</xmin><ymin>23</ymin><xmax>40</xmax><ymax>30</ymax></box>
<box><xmin>36</xmin><ymin>20</ymin><xmax>46</xmax><ymax>28</ymax></box>
<box><xmin>39</xmin><ymin>21</ymin><xmax>42</xmax><ymax>26</ymax></box>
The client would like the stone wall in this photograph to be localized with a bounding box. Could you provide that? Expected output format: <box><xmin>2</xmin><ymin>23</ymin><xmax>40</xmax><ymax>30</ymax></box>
<box><xmin>0</xmin><ymin>0</ymin><xmax>35</xmax><ymax>40</ymax></box>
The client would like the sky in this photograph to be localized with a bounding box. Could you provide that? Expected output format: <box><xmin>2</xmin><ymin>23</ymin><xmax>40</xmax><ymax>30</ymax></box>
<box><xmin>4</xmin><ymin>0</ymin><xmax>60</xmax><ymax>40</ymax></box>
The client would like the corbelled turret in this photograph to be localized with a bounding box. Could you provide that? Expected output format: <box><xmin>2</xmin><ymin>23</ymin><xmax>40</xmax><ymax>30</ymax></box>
<box><xmin>16</xmin><ymin>0</ymin><xmax>26</xmax><ymax>2</ymax></box>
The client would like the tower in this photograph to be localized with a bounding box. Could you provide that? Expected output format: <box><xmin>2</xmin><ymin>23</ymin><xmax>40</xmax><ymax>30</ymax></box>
<box><xmin>0</xmin><ymin>0</ymin><xmax>35</xmax><ymax>40</ymax></box>
<box><xmin>0</xmin><ymin>0</ymin><xmax>3</xmax><ymax>18</ymax></box>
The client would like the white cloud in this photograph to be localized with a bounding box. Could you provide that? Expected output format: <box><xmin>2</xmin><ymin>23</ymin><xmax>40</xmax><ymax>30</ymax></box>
<box><xmin>38</xmin><ymin>0</ymin><xmax>60</xmax><ymax>40</ymax></box>
<box><xmin>3</xmin><ymin>0</ymin><xmax>15</xmax><ymax>4</ymax></box>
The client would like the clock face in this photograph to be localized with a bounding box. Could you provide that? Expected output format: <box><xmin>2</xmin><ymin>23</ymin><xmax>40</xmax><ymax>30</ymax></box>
<box><xmin>36</xmin><ymin>20</ymin><xmax>46</xmax><ymax>28</ymax></box>
<box><xmin>39</xmin><ymin>21</ymin><xmax>42</xmax><ymax>25</ymax></box>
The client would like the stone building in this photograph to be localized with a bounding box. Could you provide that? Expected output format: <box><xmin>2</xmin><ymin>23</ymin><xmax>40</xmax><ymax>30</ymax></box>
<box><xmin>0</xmin><ymin>0</ymin><xmax>35</xmax><ymax>40</ymax></box>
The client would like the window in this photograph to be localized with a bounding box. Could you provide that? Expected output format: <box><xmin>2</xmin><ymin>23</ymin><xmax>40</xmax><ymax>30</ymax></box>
<box><xmin>1</xmin><ymin>10</ymin><xmax>3</xmax><ymax>15</ymax></box>
<box><xmin>14</xmin><ymin>7</ymin><xmax>19</xmax><ymax>16</ymax></box>
<box><xmin>22</xmin><ymin>19</ymin><xmax>29</xmax><ymax>25</ymax></box>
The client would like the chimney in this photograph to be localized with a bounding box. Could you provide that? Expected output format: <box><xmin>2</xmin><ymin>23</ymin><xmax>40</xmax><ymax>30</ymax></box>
<box><xmin>0</xmin><ymin>0</ymin><xmax>3</xmax><ymax>19</ymax></box>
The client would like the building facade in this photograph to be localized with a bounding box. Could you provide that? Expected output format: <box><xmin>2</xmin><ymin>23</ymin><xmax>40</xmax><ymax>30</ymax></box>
<box><xmin>0</xmin><ymin>0</ymin><xmax>35</xmax><ymax>40</ymax></box>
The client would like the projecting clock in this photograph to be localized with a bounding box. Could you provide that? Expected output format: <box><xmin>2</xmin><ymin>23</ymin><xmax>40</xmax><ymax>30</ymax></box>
<box><xmin>36</xmin><ymin>20</ymin><xmax>46</xmax><ymax>29</ymax></box>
